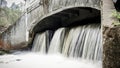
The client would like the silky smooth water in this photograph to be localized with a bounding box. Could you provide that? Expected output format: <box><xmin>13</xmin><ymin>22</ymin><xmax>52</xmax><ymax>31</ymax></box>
<box><xmin>32</xmin><ymin>23</ymin><xmax>102</xmax><ymax>61</ymax></box>
<box><xmin>0</xmin><ymin>53</ymin><xmax>102</xmax><ymax>68</ymax></box>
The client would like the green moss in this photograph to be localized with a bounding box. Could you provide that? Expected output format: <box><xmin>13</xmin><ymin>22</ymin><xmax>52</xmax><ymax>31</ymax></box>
<box><xmin>112</xmin><ymin>11</ymin><xmax>120</xmax><ymax>19</ymax></box>
<box><xmin>0</xmin><ymin>50</ymin><xmax>10</xmax><ymax>55</ymax></box>
<box><xmin>112</xmin><ymin>22</ymin><xmax>120</xmax><ymax>26</ymax></box>
<box><xmin>112</xmin><ymin>11</ymin><xmax>120</xmax><ymax>26</ymax></box>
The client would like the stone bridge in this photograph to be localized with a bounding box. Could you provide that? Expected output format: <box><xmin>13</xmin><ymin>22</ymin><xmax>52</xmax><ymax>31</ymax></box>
<box><xmin>0</xmin><ymin>0</ymin><xmax>101</xmax><ymax>50</ymax></box>
<box><xmin>1</xmin><ymin>0</ymin><xmax>120</xmax><ymax>68</ymax></box>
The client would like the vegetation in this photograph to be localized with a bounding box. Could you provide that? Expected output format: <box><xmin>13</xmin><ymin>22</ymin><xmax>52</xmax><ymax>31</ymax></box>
<box><xmin>0</xmin><ymin>50</ymin><xmax>10</xmax><ymax>55</ymax></box>
<box><xmin>112</xmin><ymin>11</ymin><xmax>120</xmax><ymax>26</ymax></box>
<box><xmin>0</xmin><ymin>7</ymin><xmax>21</xmax><ymax>27</ymax></box>
<box><xmin>112</xmin><ymin>11</ymin><xmax>120</xmax><ymax>19</ymax></box>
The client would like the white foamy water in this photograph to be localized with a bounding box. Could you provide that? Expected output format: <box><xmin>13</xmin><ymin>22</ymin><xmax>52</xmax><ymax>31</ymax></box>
<box><xmin>0</xmin><ymin>53</ymin><xmax>102</xmax><ymax>68</ymax></box>
<box><xmin>32</xmin><ymin>24</ymin><xmax>102</xmax><ymax>61</ymax></box>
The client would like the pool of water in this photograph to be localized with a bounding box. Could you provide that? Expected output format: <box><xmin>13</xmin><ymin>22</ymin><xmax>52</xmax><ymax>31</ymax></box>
<box><xmin>0</xmin><ymin>52</ymin><xmax>102</xmax><ymax>68</ymax></box>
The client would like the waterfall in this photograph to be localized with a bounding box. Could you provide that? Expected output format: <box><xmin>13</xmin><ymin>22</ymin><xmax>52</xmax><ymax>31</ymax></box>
<box><xmin>32</xmin><ymin>32</ymin><xmax>47</xmax><ymax>53</ymax></box>
<box><xmin>32</xmin><ymin>23</ymin><xmax>102</xmax><ymax>61</ymax></box>
<box><xmin>48</xmin><ymin>28</ymin><xmax>66</xmax><ymax>54</ymax></box>
<box><xmin>32</xmin><ymin>31</ymin><xmax>49</xmax><ymax>53</ymax></box>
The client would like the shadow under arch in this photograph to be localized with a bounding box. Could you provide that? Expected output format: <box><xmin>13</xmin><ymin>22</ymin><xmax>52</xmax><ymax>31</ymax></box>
<box><xmin>32</xmin><ymin>7</ymin><xmax>100</xmax><ymax>33</ymax></box>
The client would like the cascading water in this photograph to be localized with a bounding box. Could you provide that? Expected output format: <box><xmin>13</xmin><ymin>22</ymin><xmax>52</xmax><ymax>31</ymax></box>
<box><xmin>0</xmin><ymin>23</ymin><xmax>102</xmax><ymax>68</ymax></box>
<box><xmin>32</xmin><ymin>31</ymin><xmax>50</xmax><ymax>53</ymax></box>
<box><xmin>48</xmin><ymin>28</ymin><xmax>66</xmax><ymax>54</ymax></box>
<box><xmin>32</xmin><ymin>23</ymin><xmax>102</xmax><ymax>61</ymax></box>
<box><xmin>32</xmin><ymin>32</ymin><xmax>47</xmax><ymax>53</ymax></box>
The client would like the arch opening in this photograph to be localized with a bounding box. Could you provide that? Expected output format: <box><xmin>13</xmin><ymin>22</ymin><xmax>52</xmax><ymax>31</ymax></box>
<box><xmin>32</xmin><ymin>7</ymin><xmax>100</xmax><ymax>33</ymax></box>
<box><xmin>28</xmin><ymin>7</ymin><xmax>101</xmax><ymax>48</ymax></box>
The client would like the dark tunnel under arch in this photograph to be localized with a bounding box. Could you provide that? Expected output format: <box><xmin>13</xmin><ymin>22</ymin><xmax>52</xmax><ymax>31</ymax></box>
<box><xmin>32</xmin><ymin>7</ymin><xmax>101</xmax><ymax>34</ymax></box>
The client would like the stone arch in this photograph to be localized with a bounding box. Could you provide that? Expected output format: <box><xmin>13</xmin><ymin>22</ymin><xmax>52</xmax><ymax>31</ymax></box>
<box><xmin>31</xmin><ymin>7</ymin><xmax>100</xmax><ymax>34</ymax></box>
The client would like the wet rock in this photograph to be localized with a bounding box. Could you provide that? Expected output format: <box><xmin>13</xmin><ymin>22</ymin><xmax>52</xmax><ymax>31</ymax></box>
<box><xmin>0</xmin><ymin>50</ymin><xmax>10</xmax><ymax>55</ymax></box>
<box><xmin>103</xmin><ymin>26</ymin><xmax>120</xmax><ymax>68</ymax></box>
<box><xmin>16</xmin><ymin>59</ymin><xmax>21</xmax><ymax>61</ymax></box>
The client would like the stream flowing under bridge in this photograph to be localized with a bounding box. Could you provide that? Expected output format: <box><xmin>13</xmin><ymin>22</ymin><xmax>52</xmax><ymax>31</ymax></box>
<box><xmin>0</xmin><ymin>0</ymin><xmax>101</xmax><ymax>49</ymax></box>
<box><xmin>1</xmin><ymin>0</ymin><xmax>119</xmax><ymax>68</ymax></box>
